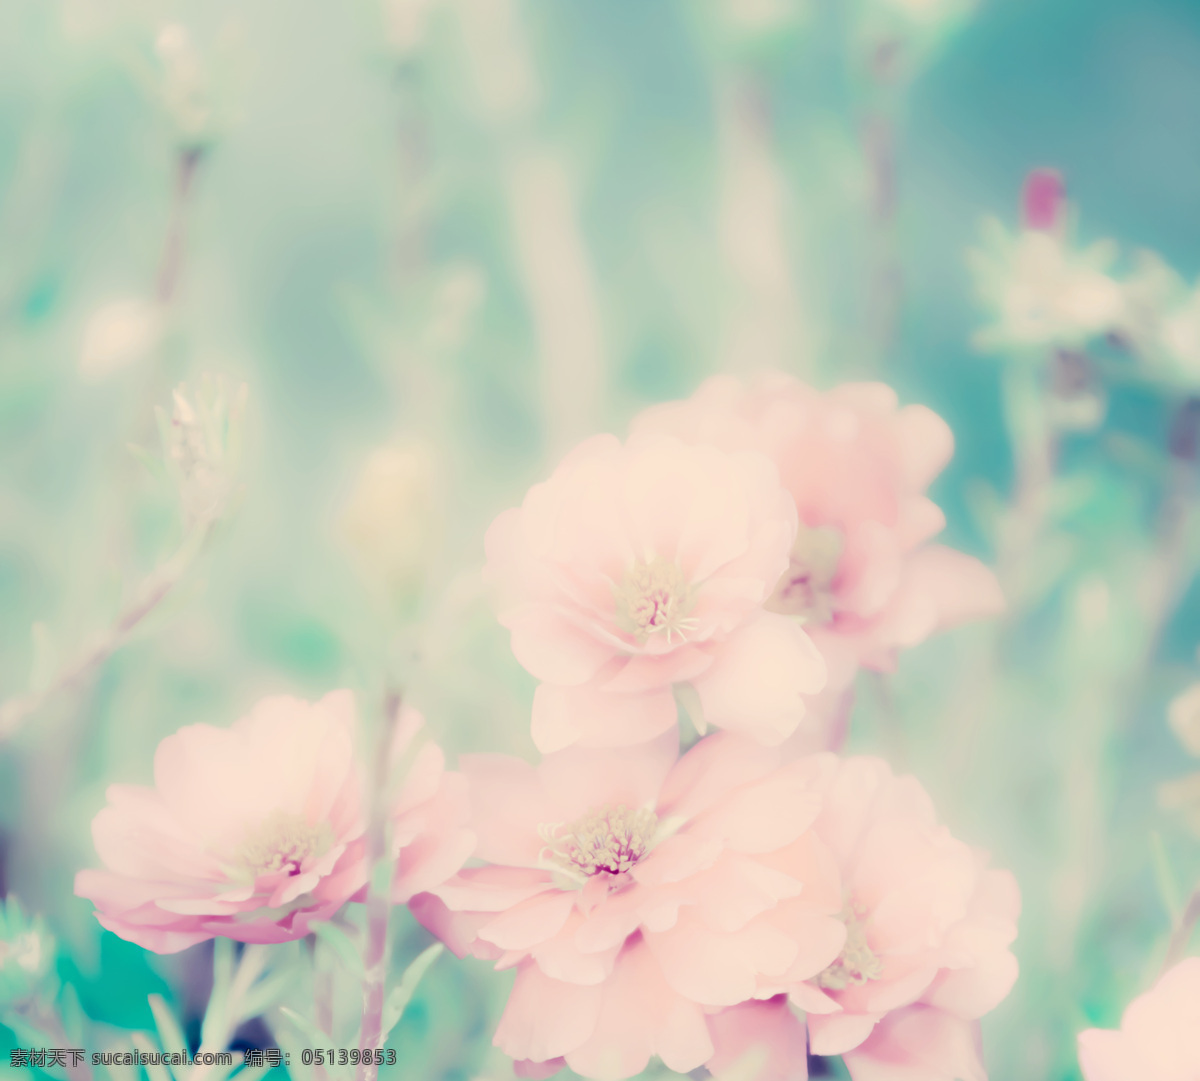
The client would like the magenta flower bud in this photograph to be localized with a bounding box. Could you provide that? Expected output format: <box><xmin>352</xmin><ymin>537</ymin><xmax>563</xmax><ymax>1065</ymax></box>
<box><xmin>1021</xmin><ymin>168</ymin><xmax>1066</xmax><ymax>232</ymax></box>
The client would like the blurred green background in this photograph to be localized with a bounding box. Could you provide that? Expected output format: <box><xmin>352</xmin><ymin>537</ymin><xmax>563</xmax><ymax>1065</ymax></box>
<box><xmin>2</xmin><ymin>1</ymin><xmax>1200</xmax><ymax>1078</ymax></box>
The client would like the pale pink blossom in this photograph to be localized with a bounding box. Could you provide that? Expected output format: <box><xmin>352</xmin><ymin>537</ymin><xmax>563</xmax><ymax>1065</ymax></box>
<box><xmin>413</xmin><ymin>733</ymin><xmax>848</xmax><ymax>1078</ymax></box>
<box><xmin>484</xmin><ymin>433</ymin><xmax>827</xmax><ymax>750</ymax></box>
<box><xmin>1077</xmin><ymin>958</ymin><xmax>1200</xmax><ymax>1081</ymax></box>
<box><xmin>787</xmin><ymin>757</ymin><xmax>1019</xmax><ymax>1078</ymax></box>
<box><xmin>706</xmin><ymin>996</ymin><xmax>810</xmax><ymax>1081</ymax></box>
<box><xmin>631</xmin><ymin>375</ymin><xmax>1004</xmax><ymax>744</ymax></box>
<box><xmin>75</xmin><ymin>691</ymin><xmax>472</xmax><ymax>953</ymax></box>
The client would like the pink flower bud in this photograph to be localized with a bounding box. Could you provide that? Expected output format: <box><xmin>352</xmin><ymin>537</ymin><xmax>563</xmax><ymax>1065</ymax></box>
<box><xmin>1021</xmin><ymin>168</ymin><xmax>1066</xmax><ymax>232</ymax></box>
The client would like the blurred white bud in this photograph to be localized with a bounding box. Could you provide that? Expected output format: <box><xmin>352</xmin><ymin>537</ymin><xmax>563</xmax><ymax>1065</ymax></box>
<box><xmin>383</xmin><ymin>0</ymin><xmax>442</xmax><ymax>59</ymax></box>
<box><xmin>721</xmin><ymin>0</ymin><xmax>802</xmax><ymax>33</ymax></box>
<box><xmin>150</xmin><ymin>20</ymin><xmax>244</xmax><ymax>147</ymax></box>
<box><xmin>338</xmin><ymin>441</ymin><xmax>445</xmax><ymax>613</ymax></box>
<box><xmin>875</xmin><ymin>0</ymin><xmax>972</xmax><ymax>27</ymax></box>
<box><xmin>156</xmin><ymin>23</ymin><xmax>213</xmax><ymax>144</ymax></box>
<box><xmin>79</xmin><ymin>298</ymin><xmax>163</xmax><ymax>380</ymax></box>
<box><xmin>156</xmin><ymin>374</ymin><xmax>247</xmax><ymax>529</ymax></box>
<box><xmin>1169</xmin><ymin>682</ymin><xmax>1200</xmax><ymax>758</ymax></box>
<box><xmin>969</xmin><ymin>221</ymin><xmax>1125</xmax><ymax>355</ymax></box>
<box><xmin>1159</xmin><ymin>771</ymin><xmax>1200</xmax><ymax>837</ymax></box>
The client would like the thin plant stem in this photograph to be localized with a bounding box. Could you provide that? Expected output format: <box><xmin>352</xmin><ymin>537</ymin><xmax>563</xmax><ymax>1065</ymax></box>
<box><xmin>156</xmin><ymin>147</ymin><xmax>203</xmax><ymax>306</ymax></box>
<box><xmin>1160</xmin><ymin>885</ymin><xmax>1200</xmax><ymax>977</ymax></box>
<box><xmin>0</xmin><ymin>522</ymin><xmax>211</xmax><ymax>741</ymax></box>
<box><xmin>356</xmin><ymin>691</ymin><xmax>402</xmax><ymax>1081</ymax></box>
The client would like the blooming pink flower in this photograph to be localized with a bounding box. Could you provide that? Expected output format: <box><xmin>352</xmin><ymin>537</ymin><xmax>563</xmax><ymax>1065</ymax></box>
<box><xmin>785</xmin><ymin>757</ymin><xmax>1018</xmax><ymax>1078</ymax></box>
<box><xmin>1077</xmin><ymin>958</ymin><xmax>1200</xmax><ymax>1081</ymax></box>
<box><xmin>484</xmin><ymin>433</ymin><xmax>827</xmax><ymax>750</ymax></box>
<box><xmin>75</xmin><ymin>691</ymin><xmax>472</xmax><ymax>953</ymax></box>
<box><xmin>631</xmin><ymin>375</ymin><xmax>1004</xmax><ymax>747</ymax></box>
<box><xmin>412</xmin><ymin>732</ymin><xmax>848</xmax><ymax>1079</ymax></box>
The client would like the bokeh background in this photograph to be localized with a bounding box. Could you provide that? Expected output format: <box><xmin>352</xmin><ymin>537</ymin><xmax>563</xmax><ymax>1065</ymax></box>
<box><xmin>2</xmin><ymin>1</ymin><xmax>1200</xmax><ymax>1079</ymax></box>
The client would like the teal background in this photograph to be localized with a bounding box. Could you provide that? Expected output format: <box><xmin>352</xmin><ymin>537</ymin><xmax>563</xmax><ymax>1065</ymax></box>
<box><xmin>2</xmin><ymin>1</ymin><xmax>1200</xmax><ymax>1079</ymax></box>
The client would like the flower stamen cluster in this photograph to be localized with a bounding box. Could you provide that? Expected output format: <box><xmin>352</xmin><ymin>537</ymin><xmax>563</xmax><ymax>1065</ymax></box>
<box><xmin>613</xmin><ymin>558</ymin><xmax>697</xmax><ymax>645</ymax></box>
<box><xmin>539</xmin><ymin>804</ymin><xmax>658</xmax><ymax>882</ymax></box>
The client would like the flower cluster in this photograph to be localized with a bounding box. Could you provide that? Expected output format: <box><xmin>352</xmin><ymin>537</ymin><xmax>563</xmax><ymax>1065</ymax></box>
<box><xmin>410</xmin><ymin>373</ymin><xmax>1017</xmax><ymax>1079</ymax></box>
<box><xmin>74</xmin><ymin>373</ymin><xmax>1018</xmax><ymax>1079</ymax></box>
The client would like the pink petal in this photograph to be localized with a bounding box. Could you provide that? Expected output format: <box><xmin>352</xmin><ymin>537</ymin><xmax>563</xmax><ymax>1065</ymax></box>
<box><xmin>691</xmin><ymin>614</ymin><xmax>827</xmax><ymax>745</ymax></box>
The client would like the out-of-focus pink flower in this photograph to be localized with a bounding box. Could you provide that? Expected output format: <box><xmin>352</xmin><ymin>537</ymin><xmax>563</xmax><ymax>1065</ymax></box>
<box><xmin>75</xmin><ymin>692</ymin><xmax>472</xmax><ymax>953</ymax></box>
<box><xmin>413</xmin><ymin>733</ymin><xmax>847</xmax><ymax>1078</ymax></box>
<box><xmin>706</xmin><ymin>996</ymin><xmax>810</xmax><ymax>1081</ymax></box>
<box><xmin>631</xmin><ymin>375</ymin><xmax>1004</xmax><ymax>739</ymax></box>
<box><xmin>786</xmin><ymin>758</ymin><xmax>1018</xmax><ymax>1077</ymax></box>
<box><xmin>498</xmin><ymin>937</ymin><xmax>716</xmax><ymax>1080</ymax></box>
<box><xmin>484</xmin><ymin>433</ymin><xmax>827</xmax><ymax>750</ymax></box>
<box><xmin>1077</xmin><ymin>958</ymin><xmax>1200</xmax><ymax>1081</ymax></box>
<box><xmin>839</xmin><ymin>1003</ymin><xmax>988</xmax><ymax>1081</ymax></box>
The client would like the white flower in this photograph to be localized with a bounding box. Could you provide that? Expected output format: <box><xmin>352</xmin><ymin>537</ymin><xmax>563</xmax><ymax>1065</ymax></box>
<box><xmin>79</xmin><ymin>298</ymin><xmax>163</xmax><ymax>380</ymax></box>
<box><xmin>969</xmin><ymin>217</ymin><xmax>1125</xmax><ymax>354</ymax></box>
<box><xmin>1118</xmin><ymin>252</ymin><xmax>1200</xmax><ymax>389</ymax></box>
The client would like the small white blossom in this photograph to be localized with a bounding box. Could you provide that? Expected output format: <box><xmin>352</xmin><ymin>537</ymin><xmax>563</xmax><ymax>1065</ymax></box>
<box><xmin>969</xmin><ymin>217</ymin><xmax>1125</xmax><ymax>354</ymax></box>
<box><xmin>156</xmin><ymin>374</ymin><xmax>247</xmax><ymax>529</ymax></box>
<box><xmin>1118</xmin><ymin>252</ymin><xmax>1200</xmax><ymax>390</ymax></box>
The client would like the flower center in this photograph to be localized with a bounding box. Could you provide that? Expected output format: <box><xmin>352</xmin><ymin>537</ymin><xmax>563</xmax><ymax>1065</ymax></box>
<box><xmin>540</xmin><ymin>804</ymin><xmax>659</xmax><ymax>881</ymax></box>
<box><xmin>815</xmin><ymin>907</ymin><xmax>884</xmax><ymax>991</ymax></box>
<box><xmin>766</xmin><ymin>525</ymin><xmax>843</xmax><ymax>624</ymax></box>
<box><xmin>237</xmin><ymin>812</ymin><xmax>334</xmax><ymax>878</ymax></box>
<box><xmin>613</xmin><ymin>557</ymin><xmax>697</xmax><ymax>644</ymax></box>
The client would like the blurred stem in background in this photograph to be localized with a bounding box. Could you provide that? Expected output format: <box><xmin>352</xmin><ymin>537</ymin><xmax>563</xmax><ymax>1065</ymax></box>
<box><xmin>454</xmin><ymin>0</ymin><xmax>604</xmax><ymax>463</ymax></box>
<box><xmin>859</xmin><ymin>36</ymin><xmax>905</xmax><ymax>374</ymax></box>
<box><xmin>715</xmin><ymin>68</ymin><xmax>812</xmax><ymax>380</ymax></box>
<box><xmin>0</xmin><ymin>376</ymin><xmax>244</xmax><ymax>742</ymax></box>
<box><xmin>155</xmin><ymin>147</ymin><xmax>204</xmax><ymax>308</ymax></box>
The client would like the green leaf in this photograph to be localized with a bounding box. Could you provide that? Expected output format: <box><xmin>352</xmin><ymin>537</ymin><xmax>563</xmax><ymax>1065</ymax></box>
<box><xmin>131</xmin><ymin>1032</ymin><xmax>173</xmax><ymax>1081</ymax></box>
<box><xmin>276</xmin><ymin>1006</ymin><xmax>333</xmax><ymax>1050</ymax></box>
<box><xmin>149</xmin><ymin>995</ymin><xmax>188</xmax><ymax>1060</ymax></box>
<box><xmin>234</xmin><ymin>967</ymin><xmax>297</xmax><ymax>1024</ymax></box>
<box><xmin>201</xmin><ymin>939</ymin><xmax>236</xmax><ymax>1050</ymax></box>
<box><xmin>379</xmin><ymin>943</ymin><xmax>443</xmax><ymax>1045</ymax></box>
<box><xmin>1151</xmin><ymin>830</ymin><xmax>1182</xmax><ymax>922</ymax></box>
<box><xmin>312</xmin><ymin>921</ymin><xmax>365</xmax><ymax>978</ymax></box>
<box><xmin>59</xmin><ymin>983</ymin><xmax>88</xmax><ymax>1047</ymax></box>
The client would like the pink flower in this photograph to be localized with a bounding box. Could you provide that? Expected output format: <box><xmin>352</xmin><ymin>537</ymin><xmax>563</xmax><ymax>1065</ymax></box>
<box><xmin>787</xmin><ymin>758</ymin><xmax>1018</xmax><ymax>1078</ymax></box>
<box><xmin>1077</xmin><ymin>958</ymin><xmax>1200</xmax><ymax>1081</ymax></box>
<box><xmin>413</xmin><ymin>732</ymin><xmax>848</xmax><ymax>1078</ymax></box>
<box><xmin>75</xmin><ymin>691</ymin><xmax>472</xmax><ymax>953</ymax></box>
<box><xmin>706</xmin><ymin>996</ymin><xmax>810</xmax><ymax>1081</ymax></box>
<box><xmin>499</xmin><ymin>937</ymin><xmax>716</xmax><ymax>1080</ymax></box>
<box><xmin>484</xmin><ymin>433</ymin><xmax>827</xmax><ymax>750</ymax></box>
<box><xmin>631</xmin><ymin>375</ymin><xmax>1005</xmax><ymax>738</ymax></box>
